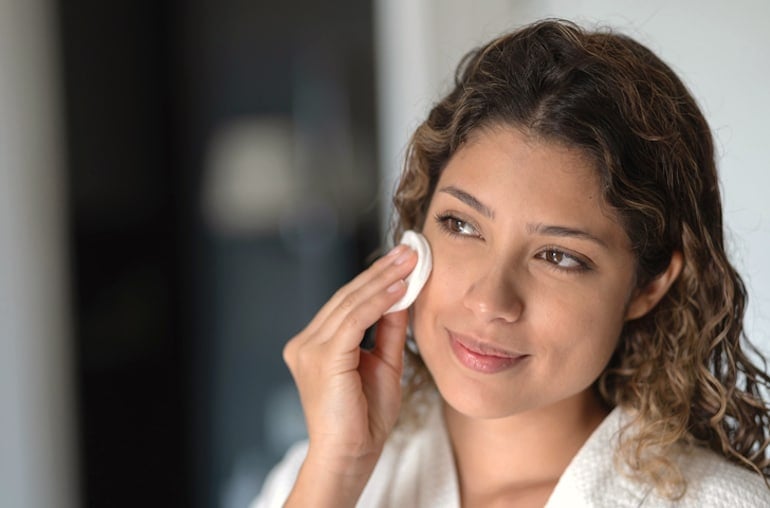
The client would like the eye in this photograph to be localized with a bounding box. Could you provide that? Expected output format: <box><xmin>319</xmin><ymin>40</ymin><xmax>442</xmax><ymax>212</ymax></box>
<box><xmin>537</xmin><ymin>248</ymin><xmax>589</xmax><ymax>272</ymax></box>
<box><xmin>435</xmin><ymin>213</ymin><xmax>481</xmax><ymax>238</ymax></box>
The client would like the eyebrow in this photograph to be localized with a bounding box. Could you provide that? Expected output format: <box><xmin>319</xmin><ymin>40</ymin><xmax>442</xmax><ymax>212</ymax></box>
<box><xmin>438</xmin><ymin>185</ymin><xmax>608</xmax><ymax>248</ymax></box>
<box><xmin>527</xmin><ymin>223</ymin><xmax>608</xmax><ymax>248</ymax></box>
<box><xmin>438</xmin><ymin>186</ymin><xmax>495</xmax><ymax>219</ymax></box>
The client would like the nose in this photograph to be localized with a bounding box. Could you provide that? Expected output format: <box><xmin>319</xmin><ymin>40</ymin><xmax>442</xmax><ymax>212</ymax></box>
<box><xmin>462</xmin><ymin>263</ymin><xmax>524</xmax><ymax>324</ymax></box>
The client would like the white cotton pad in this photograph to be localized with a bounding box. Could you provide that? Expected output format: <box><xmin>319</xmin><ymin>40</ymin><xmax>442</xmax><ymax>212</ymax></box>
<box><xmin>385</xmin><ymin>230</ymin><xmax>432</xmax><ymax>314</ymax></box>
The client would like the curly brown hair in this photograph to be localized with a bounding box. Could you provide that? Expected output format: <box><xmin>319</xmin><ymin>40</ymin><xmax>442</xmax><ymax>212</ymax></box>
<box><xmin>390</xmin><ymin>19</ymin><xmax>770</xmax><ymax>498</ymax></box>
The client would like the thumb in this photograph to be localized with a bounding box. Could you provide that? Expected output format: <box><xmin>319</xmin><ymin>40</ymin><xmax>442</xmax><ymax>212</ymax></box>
<box><xmin>370</xmin><ymin>309</ymin><xmax>409</xmax><ymax>373</ymax></box>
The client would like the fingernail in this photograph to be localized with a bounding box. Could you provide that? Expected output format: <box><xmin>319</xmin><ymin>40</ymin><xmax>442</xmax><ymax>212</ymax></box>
<box><xmin>394</xmin><ymin>247</ymin><xmax>414</xmax><ymax>265</ymax></box>
<box><xmin>385</xmin><ymin>244</ymin><xmax>406</xmax><ymax>259</ymax></box>
<box><xmin>387</xmin><ymin>279</ymin><xmax>405</xmax><ymax>293</ymax></box>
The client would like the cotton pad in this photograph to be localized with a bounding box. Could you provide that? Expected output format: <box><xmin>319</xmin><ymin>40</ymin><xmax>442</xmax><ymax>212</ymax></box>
<box><xmin>385</xmin><ymin>230</ymin><xmax>432</xmax><ymax>314</ymax></box>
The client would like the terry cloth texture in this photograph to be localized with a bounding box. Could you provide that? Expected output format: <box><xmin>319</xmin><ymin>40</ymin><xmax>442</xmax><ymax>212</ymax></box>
<box><xmin>252</xmin><ymin>402</ymin><xmax>770</xmax><ymax>507</ymax></box>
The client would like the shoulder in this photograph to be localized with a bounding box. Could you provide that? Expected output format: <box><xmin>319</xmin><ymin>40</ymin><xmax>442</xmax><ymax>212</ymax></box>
<box><xmin>548</xmin><ymin>407</ymin><xmax>770</xmax><ymax>508</ymax></box>
<box><xmin>676</xmin><ymin>445</ymin><xmax>770</xmax><ymax>507</ymax></box>
<box><xmin>250</xmin><ymin>402</ymin><xmax>459</xmax><ymax>508</ymax></box>
<box><xmin>249</xmin><ymin>440</ymin><xmax>309</xmax><ymax>508</ymax></box>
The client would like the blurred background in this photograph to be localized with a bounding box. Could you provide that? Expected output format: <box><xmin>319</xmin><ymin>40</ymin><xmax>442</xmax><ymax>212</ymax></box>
<box><xmin>1</xmin><ymin>1</ymin><xmax>768</xmax><ymax>507</ymax></box>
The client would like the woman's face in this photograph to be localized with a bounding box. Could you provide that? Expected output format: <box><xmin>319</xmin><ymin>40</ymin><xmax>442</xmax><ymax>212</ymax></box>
<box><xmin>412</xmin><ymin>126</ymin><xmax>639</xmax><ymax>419</ymax></box>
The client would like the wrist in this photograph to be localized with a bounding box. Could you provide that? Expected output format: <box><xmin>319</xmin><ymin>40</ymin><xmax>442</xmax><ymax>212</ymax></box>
<box><xmin>284</xmin><ymin>447</ymin><xmax>380</xmax><ymax>507</ymax></box>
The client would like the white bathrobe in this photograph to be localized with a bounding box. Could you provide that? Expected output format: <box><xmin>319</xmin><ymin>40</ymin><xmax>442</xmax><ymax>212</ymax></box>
<box><xmin>252</xmin><ymin>403</ymin><xmax>770</xmax><ymax>507</ymax></box>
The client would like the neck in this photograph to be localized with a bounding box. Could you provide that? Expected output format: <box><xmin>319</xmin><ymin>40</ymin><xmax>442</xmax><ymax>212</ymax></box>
<box><xmin>443</xmin><ymin>390</ymin><xmax>609</xmax><ymax>502</ymax></box>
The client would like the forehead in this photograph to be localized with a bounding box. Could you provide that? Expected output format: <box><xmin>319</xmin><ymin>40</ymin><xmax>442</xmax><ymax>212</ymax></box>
<box><xmin>440</xmin><ymin>126</ymin><xmax>600</xmax><ymax>196</ymax></box>
<box><xmin>433</xmin><ymin>126</ymin><xmax>630</xmax><ymax>246</ymax></box>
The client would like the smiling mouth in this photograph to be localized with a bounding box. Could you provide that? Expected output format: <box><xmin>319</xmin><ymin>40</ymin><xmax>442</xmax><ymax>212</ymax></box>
<box><xmin>448</xmin><ymin>330</ymin><xmax>528</xmax><ymax>374</ymax></box>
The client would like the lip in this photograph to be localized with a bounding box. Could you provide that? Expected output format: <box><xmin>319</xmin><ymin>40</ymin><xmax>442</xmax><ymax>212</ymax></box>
<box><xmin>448</xmin><ymin>330</ymin><xmax>527</xmax><ymax>374</ymax></box>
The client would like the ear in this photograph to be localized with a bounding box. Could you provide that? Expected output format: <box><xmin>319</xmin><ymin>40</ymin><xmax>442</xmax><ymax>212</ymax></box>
<box><xmin>625</xmin><ymin>251</ymin><xmax>684</xmax><ymax>321</ymax></box>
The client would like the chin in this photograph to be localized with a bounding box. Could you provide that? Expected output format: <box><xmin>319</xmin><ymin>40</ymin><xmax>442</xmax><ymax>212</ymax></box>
<box><xmin>436</xmin><ymin>377</ymin><xmax>535</xmax><ymax>420</ymax></box>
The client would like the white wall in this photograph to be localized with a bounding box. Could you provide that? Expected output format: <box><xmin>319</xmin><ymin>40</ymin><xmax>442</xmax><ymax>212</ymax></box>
<box><xmin>0</xmin><ymin>1</ymin><xmax>78</xmax><ymax>507</ymax></box>
<box><xmin>375</xmin><ymin>0</ymin><xmax>770</xmax><ymax>352</ymax></box>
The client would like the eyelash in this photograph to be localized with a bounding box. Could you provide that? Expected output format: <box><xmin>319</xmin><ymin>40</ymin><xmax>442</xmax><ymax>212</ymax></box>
<box><xmin>435</xmin><ymin>212</ymin><xmax>481</xmax><ymax>238</ymax></box>
<box><xmin>433</xmin><ymin>213</ymin><xmax>592</xmax><ymax>274</ymax></box>
<box><xmin>536</xmin><ymin>247</ymin><xmax>591</xmax><ymax>273</ymax></box>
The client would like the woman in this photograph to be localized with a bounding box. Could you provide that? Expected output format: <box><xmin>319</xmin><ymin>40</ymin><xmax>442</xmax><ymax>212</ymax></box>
<box><xmin>254</xmin><ymin>19</ymin><xmax>770</xmax><ymax>507</ymax></box>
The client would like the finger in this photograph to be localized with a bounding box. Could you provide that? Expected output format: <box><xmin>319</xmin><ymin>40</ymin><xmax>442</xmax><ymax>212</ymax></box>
<box><xmin>319</xmin><ymin>274</ymin><xmax>408</xmax><ymax>353</ymax></box>
<box><xmin>303</xmin><ymin>248</ymin><xmax>417</xmax><ymax>351</ymax></box>
<box><xmin>286</xmin><ymin>278</ymin><xmax>409</xmax><ymax>376</ymax></box>
<box><xmin>299</xmin><ymin>244</ymin><xmax>410</xmax><ymax>339</ymax></box>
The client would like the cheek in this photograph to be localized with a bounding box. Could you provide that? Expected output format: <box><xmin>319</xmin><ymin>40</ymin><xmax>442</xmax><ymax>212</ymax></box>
<box><xmin>412</xmin><ymin>243</ymin><xmax>468</xmax><ymax>337</ymax></box>
<box><xmin>547</xmin><ymin>284</ymin><xmax>629</xmax><ymax>371</ymax></box>
<box><xmin>413</xmin><ymin>256</ymin><xmax>454</xmax><ymax>321</ymax></box>
<box><xmin>411</xmin><ymin>279</ymin><xmax>437</xmax><ymax>361</ymax></box>
<box><xmin>420</xmin><ymin>235</ymin><xmax>478</xmax><ymax>295</ymax></box>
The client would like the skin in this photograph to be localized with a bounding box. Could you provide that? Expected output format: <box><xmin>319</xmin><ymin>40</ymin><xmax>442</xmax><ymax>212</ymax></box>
<box><xmin>283</xmin><ymin>244</ymin><xmax>418</xmax><ymax>507</ymax></box>
<box><xmin>413</xmin><ymin>125</ymin><xmax>681</xmax><ymax>506</ymax></box>
<box><xmin>414</xmin><ymin>125</ymin><xmax>641</xmax><ymax>421</ymax></box>
<box><xmin>283</xmin><ymin>124</ymin><xmax>681</xmax><ymax>507</ymax></box>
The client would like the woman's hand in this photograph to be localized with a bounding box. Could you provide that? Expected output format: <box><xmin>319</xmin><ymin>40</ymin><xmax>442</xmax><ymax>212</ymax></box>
<box><xmin>282</xmin><ymin>244</ymin><xmax>418</xmax><ymax>506</ymax></box>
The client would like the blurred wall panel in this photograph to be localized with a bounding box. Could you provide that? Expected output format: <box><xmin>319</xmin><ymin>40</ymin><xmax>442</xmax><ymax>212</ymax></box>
<box><xmin>178</xmin><ymin>2</ymin><xmax>380</xmax><ymax>507</ymax></box>
<box><xmin>0</xmin><ymin>1</ymin><xmax>78</xmax><ymax>507</ymax></box>
<box><xmin>59</xmin><ymin>1</ymin><xmax>377</xmax><ymax>506</ymax></box>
